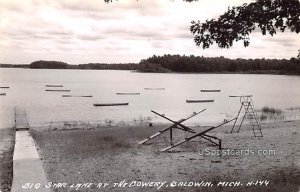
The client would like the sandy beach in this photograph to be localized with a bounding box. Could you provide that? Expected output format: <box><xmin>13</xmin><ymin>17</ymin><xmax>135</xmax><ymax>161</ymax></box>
<box><xmin>27</xmin><ymin>120</ymin><xmax>300</xmax><ymax>192</ymax></box>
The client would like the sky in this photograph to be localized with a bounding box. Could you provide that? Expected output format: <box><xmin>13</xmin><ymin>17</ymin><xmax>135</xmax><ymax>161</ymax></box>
<box><xmin>0</xmin><ymin>0</ymin><xmax>299</xmax><ymax>64</ymax></box>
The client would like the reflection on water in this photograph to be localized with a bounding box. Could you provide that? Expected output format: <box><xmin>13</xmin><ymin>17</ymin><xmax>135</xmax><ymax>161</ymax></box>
<box><xmin>0</xmin><ymin>68</ymin><xmax>300</xmax><ymax>128</ymax></box>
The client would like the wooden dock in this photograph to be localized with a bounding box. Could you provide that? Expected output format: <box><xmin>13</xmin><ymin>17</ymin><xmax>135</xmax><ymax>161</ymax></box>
<box><xmin>15</xmin><ymin>107</ymin><xmax>30</xmax><ymax>131</ymax></box>
<box><xmin>11</xmin><ymin>131</ymin><xmax>51</xmax><ymax>192</ymax></box>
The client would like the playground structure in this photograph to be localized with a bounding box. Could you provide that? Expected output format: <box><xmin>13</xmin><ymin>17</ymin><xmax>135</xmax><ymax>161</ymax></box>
<box><xmin>139</xmin><ymin>95</ymin><xmax>263</xmax><ymax>152</ymax></box>
<box><xmin>229</xmin><ymin>95</ymin><xmax>263</xmax><ymax>137</ymax></box>
<box><xmin>138</xmin><ymin>109</ymin><xmax>206</xmax><ymax>146</ymax></box>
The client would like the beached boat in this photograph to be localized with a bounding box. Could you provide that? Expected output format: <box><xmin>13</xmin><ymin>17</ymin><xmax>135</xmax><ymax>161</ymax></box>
<box><xmin>116</xmin><ymin>93</ymin><xmax>140</xmax><ymax>95</ymax></box>
<box><xmin>62</xmin><ymin>95</ymin><xmax>92</xmax><ymax>97</ymax></box>
<box><xmin>201</xmin><ymin>89</ymin><xmax>221</xmax><ymax>92</ymax></box>
<box><xmin>45</xmin><ymin>89</ymin><xmax>70</xmax><ymax>92</ymax></box>
<box><xmin>45</xmin><ymin>85</ymin><xmax>63</xmax><ymax>87</ymax></box>
<box><xmin>0</xmin><ymin>93</ymin><xmax>6</xmax><ymax>96</ymax></box>
<box><xmin>186</xmin><ymin>99</ymin><xmax>214</xmax><ymax>103</ymax></box>
<box><xmin>93</xmin><ymin>103</ymin><xmax>129</xmax><ymax>106</ymax></box>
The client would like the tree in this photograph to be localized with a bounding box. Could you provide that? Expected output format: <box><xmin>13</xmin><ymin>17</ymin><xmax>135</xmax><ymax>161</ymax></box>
<box><xmin>190</xmin><ymin>0</ymin><xmax>300</xmax><ymax>49</ymax></box>
<box><xmin>30</xmin><ymin>61</ymin><xmax>68</xmax><ymax>69</ymax></box>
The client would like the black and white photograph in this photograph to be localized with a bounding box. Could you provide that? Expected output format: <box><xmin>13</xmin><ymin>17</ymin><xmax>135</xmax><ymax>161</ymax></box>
<box><xmin>0</xmin><ymin>0</ymin><xmax>299</xmax><ymax>191</ymax></box>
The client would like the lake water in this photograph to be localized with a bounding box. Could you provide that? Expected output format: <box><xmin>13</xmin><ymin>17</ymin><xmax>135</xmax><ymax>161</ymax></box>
<box><xmin>1</xmin><ymin>68</ymin><xmax>300</xmax><ymax>128</ymax></box>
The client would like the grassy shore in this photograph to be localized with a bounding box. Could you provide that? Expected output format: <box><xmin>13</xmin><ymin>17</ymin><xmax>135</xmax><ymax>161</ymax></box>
<box><xmin>0</xmin><ymin>128</ymin><xmax>15</xmax><ymax>192</ymax></box>
<box><xmin>31</xmin><ymin>120</ymin><xmax>300</xmax><ymax>192</ymax></box>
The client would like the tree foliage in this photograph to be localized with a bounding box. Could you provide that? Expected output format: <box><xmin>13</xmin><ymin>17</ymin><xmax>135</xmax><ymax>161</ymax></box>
<box><xmin>140</xmin><ymin>54</ymin><xmax>300</xmax><ymax>74</ymax></box>
<box><xmin>190</xmin><ymin>0</ymin><xmax>300</xmax><ymax>49</ymax></box>
<box><xmin>30</xmin><ymin>60</ymin><xmax>68</xmax><ymax>69</ymax></box>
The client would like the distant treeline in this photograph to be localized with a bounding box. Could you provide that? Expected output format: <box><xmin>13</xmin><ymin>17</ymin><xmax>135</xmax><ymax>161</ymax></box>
<box><xmin>0</xmin><ymin>64</ymin><xmax>29</xmax><ymax>68</ymax></box>
<box><xmin>139</xmin><ymin>55</ymin><xmax>300</xmax><ymax>75</ymax></box>
<box><xmin>28</xmin><ymin>60</ymin><xmax>138</xmax><ymax>70</ymax></box>
<box><xmin>1</xmin><ymin>56</ymin><xmax>300</xmax><ymax>75</ymax></box>
<box><xmin>73</xmin><ymin>63</ymin><xmax>138</xmax><ymax>70</ymax></box>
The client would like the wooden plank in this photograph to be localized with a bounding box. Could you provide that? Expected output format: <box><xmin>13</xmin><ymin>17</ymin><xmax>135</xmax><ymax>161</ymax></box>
<box><xmin>161</xmin><ymin>117</ymin><xmax>237</xmax><ymax>152</ymax></box>
<box><xmin>151</xmin><ymin>109</ymin><xmax>206</xmax><ymax>132</ymax></box>
<box><xmin>93</xmin><ymin>103</ymin><xmax>129</xmax><ymax>107</ymax></box>
<box><xmin>45</xmin><ymin>89</ymin><xmax>70</xmax><ymax>92</ymax></box>
<box><xmin>186</xmin><ymin>100</ymin><xmax>214</xmax><ymax>103</ymax></box>
<box><xmin>15</xmin><ymin>107</ymin><xmax>30</xmax><ymax>131</ymax></box>
<box><xmin>138</xmin><ymin>119</ymin><xmax>185</xmax><ymax>145</ymax></box>
<box><xmin>138</xmin><ymin>132</ymin><xmax>162</xmax><ymax>145</ymax></box>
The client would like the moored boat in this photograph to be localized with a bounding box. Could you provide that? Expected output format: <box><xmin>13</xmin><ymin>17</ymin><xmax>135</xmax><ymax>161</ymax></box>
<box><xmin>201</xmin><ymin>89</ymin><xmax>220</xmax><ymax>92</ymax></box>
<box><xmin>186</xmin><ymin>99</ymin><xmax>214</xmax><ymax>103</ymax></box>
<box><xmin>93</xmin><ymin>103</ymin><xmax>129</xmax><ymax>106</ymax></box>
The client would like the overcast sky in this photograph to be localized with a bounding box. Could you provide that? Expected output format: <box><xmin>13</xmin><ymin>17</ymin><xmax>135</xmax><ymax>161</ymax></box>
<box><xmin>0</xmin><ymin>0</ymin><xmax>299</xmax><ymax>64</ymax></box>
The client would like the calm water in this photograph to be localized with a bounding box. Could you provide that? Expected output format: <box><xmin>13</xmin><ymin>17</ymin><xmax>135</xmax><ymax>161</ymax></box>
<box><xmin>1</xmin><ymin>68</ymin><xmax>300</xmax><ymax>128</ymax></box>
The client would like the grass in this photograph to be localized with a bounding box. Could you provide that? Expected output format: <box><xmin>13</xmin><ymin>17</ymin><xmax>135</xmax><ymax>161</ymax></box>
<box><xmin>0</xmin><ymin>128</ymin><xmax>15</xmax><ymax>192</ymax></box>
<box><xmin>260</xmin><ymin>106</ymin><xmax>284</xmax><ymax>121</ymax></box>
<box><xmin>261</xmin><ymin>106</ymin><xmax>283</xmax><ymax>114</ymax></box>
<box><xmin>286</xmin><ymin>107</ymin><xmax>300</xmax><ymax>111</ymax></box>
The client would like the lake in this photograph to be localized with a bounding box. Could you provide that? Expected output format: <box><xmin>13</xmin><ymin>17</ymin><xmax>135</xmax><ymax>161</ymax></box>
<box><xmin>1</xmin><ymin>68</ymin><xmax>300</xmax><ymax>128</ymax></box>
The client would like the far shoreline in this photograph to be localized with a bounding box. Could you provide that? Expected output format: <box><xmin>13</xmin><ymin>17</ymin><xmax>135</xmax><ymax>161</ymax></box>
<box><xmin>1</xmin><ymin>67</ymin><xmax>299</xmax><ymax>76</ymax></box>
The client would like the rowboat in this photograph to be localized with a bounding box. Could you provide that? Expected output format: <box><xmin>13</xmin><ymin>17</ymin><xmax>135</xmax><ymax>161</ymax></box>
<box><xmin>201</xmin><ymin>89</ymin><xmax>221</xmax><ymax>92</ymax></box>
<box><xmin>62</xmin><ymin>95</ymin><xmax>92</xmax><ymax>97</ymax></box>
<box><xmin>94</xmin><ymin>103</ymin><xmax>129</xmax><ymax>106</ymax></box>
<box><xmin>45</xmin><ymin>85</ymin><xmax>63</xmax><ymax>87</ymax></box>
<box><xmin>116</xmin><ymin>93</ymin><xmax>140</xmax><ymax>95</ymax></box>
<box><xmin>229</xmin><ymin>95</ymin><xmax>253</xmax><ymax>97</ymax></box>
<box><xmin>0</xmin><ymin>93</ymin><xmax>6</xmax><ymax>96</ymax></box>
<box><xmin>144</xmin><ymin>88</ymin><xmax>165</xmax><ymax>90</ymax></box>
<box><xmin>45</xmin><ymin>89</ymin><xmax>70</xmax><ymax>92</ymax></box>
<box><xmin>186</xmin><ymin>99</ymin><xmax>214</xmax><ymax>103</ymax></box>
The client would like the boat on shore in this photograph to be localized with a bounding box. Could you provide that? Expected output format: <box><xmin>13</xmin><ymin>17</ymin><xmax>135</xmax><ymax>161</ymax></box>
<box><xmin>186</xmin><ymin>99</ymin><xmax>214</xmax><ymax>103</ymax></box>
<box><xmin>94</xmin><ymin>103</ymin><xmax>129</xmax><ymax>107</ymax></box>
